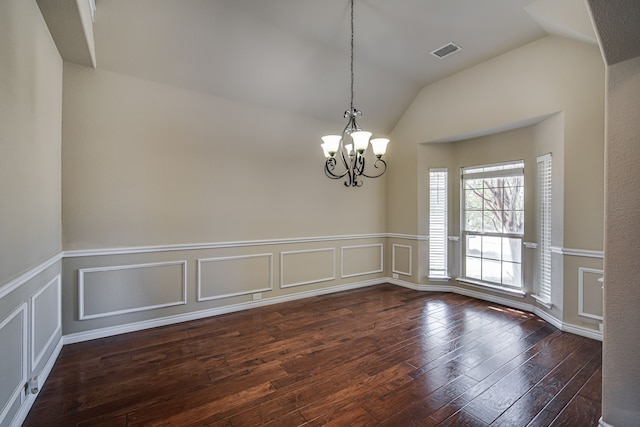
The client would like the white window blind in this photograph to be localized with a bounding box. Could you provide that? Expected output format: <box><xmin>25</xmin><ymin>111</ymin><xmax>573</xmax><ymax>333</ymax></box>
<box><xmin>536</xmin><ymin>154</ymin><xmax>552</xmax><ymax>302</ymax></box>
<box><xmin>429</xmin><ymin>169</ymin><xmax>448</xmax><ymax>278</ymax></box>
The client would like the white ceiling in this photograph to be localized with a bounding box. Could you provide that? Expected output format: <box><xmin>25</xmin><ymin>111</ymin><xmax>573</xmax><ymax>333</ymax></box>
<box><xmin>48</xmin><ymin>0</ymin><xmax>597</xmax><ymax>134</ymax></box>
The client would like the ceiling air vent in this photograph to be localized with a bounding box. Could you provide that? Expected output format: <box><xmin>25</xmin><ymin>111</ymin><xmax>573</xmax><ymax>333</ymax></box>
<box><xmin>431</xmin><ymin>42</ymin><xmax>462</xmax><ymax>59</ymax></box>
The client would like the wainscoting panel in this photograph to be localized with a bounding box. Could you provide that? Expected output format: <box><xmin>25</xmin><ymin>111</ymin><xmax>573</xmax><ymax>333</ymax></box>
<box><xmin>0</xmin><ymin>303</ymin><xmax>27</xmax><ymax>426</ymax></box>
<box><xmin>30</xmin><ymin>276</ymin><xmax>61</xmax><ymax>369</ymax></box>
<box><xmin>579</xmin><ymin>267</ymin><xmax>604</xmax><ymax>321</ymax></box>
<box><xmin>392</xmin><ymin>244</ymin><xmax>412</xmax><ymax>277</ymax></box>
<box><xmin>341</xmin><ymin>244</ymin><xmax>384</xmax><ymax>279</ymax></box>
<box><xmin>280</xmin><ymin>248</ymin><xmax>335</xmax><ymax>288</ymax></box>
<box><xmin>197</xmin><ymin>254</ymin><xmax>273</xmax><ymax>302</ymax></box>
<box><xmin>78</xmin><ymin>261</ymin><xmax>187</xmax><ymax>320</ymax></box>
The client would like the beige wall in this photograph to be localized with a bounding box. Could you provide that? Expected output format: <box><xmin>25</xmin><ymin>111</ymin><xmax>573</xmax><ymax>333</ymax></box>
<box><xmin>387</xmin><ymin>35</ymin><xmax>604</xmax><ymax>333</ymax></box>
<box><xmin>584</xmin><ymin>1</ymin><xmax>640</xmax><ymax>423</ymax></box>
<box><xmin>60</xmin><ymin>63</ymin><xmax>389</xmax><ymax>335</ymax></box>
<box><xmin>415</xmin><ymin>123</ymin><xmax>568</xmax><ymax>319</ymax></box>
<box><xmin>62</xmin><ymin>63</ymin><xmax>387</xmax><ymax>250</ymax></box>
<box><xmin>388</xmin><ymin>35</ymin><xmax>604</xmax><ymax>246</ymax></box>
<box><xmin>602</xmin><ymin>55</ymin><xmax>640</xmax><ymax>427</ymax></box>
<box><xmin>0</xmin><ymin>0</ymin><xmax>62</xmax><ymax>284</ymax></box>
<box><xmin>0</xmin><ymin>1</ymin><xmax>63</xmax><ymax>426</ymax></box>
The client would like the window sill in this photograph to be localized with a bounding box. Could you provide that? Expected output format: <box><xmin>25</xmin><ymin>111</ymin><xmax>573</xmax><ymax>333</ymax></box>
<box><xmin>428</xmin><ymin>276</ymin><xmax>451</xmax><ymax>282</ymax></box>
<box><xmin>532</xmin><ymin>294</ymin><xmax>552</xmax><ymax>309</ymax></box>
<box><xmin>456</xmin><ymin>278</ymin><xmax>526</xmax><ymax>298</ymax></box>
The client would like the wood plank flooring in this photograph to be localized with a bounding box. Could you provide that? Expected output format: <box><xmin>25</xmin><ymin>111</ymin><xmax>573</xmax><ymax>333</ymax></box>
<box><xmin>23</xmin><ymin>284</ymin><xmax>602</xmax><ymax>426</ymax></box>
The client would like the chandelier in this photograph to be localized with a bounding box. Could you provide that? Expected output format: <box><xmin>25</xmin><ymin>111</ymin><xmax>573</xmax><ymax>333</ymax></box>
<box><xmin>321</xmin><ymin>0</ymin><xmax>390</xmax><ymax>187</ymax></box>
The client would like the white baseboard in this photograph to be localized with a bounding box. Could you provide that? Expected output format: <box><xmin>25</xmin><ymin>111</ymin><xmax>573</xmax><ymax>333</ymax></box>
<box><xmin>387</xmin><ymin>277</ymin><xmax>454</xmax><ymax>293</ymax></box>
<box><xmin>10</xmin><ymin>337</ymin><xmax>63</xmax><ymax>427</ymax></box>
<box><xmin>64</xmin><ymin>279</ymin><xmax>384</xmax><ymax>344</ymax></box>
<box><xmin>599</xmin><ymin>417</ymin><xmax>615</xmax><ymax>427</ymax></box>
<box><xmin>561</xmin><ymin>322</ymin><xmax>603</xmax><ymax>341</ymax></box>
<box><xmin>62</xmin><ymin>275</ymin><xmax>602</xmax><ymax>345</ymax></box>
<box><xmin>386</xmin><ymin>277</ymin><xmax>602</xmax><ymax>341</ymax></box>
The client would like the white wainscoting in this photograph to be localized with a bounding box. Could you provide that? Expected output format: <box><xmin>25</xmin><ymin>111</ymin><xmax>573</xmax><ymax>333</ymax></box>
<box><xmin>30</xmin><ymin>275</ymin><xmax>61</xmax><ymax>369</ymax></box>
<box><xmin>0</xmin><ymin>253</ymin><xmax>62</xmax><ymax>300</ymax></box>
<box><xmin>392</xmin><ymin>244</ymin><xmax>412</xmax><ymax>277</ymax></box>
<box><xmin>197</xmin><ymin>253</ymin><xmax>273</xmax><ymax>302</ymax></box>
<box><xmin>280</xmin><ymin>248</ymin><xmax>336</xmax><ymax>288</ymax></box>
<box><xmin>78</xmin><ymin>261</ymin><xmax>187</xmax><ymax>320</ymax></box>
<box><xmin>550</xmin><ymin>247</ymin><xmax>604</xmax><ymax>259</ymax></box>
<box><xmin>0</xmin><ymin>303</ymin><xmax>27</xmax><ymax>426</ymax></box>
<box><xmin>341</xmin><ymin>244</ymin><xmax>384</xmax><ymax>279</ymax></box>
<box><xmin>64</xmin><ymin>234</ymin><xmax>387</xmax><ymax>257</ymax></box>
<box><xmin>579</xmin><ymin>267</ymin><xmax>604</xmax><ymax>321</ymax></box>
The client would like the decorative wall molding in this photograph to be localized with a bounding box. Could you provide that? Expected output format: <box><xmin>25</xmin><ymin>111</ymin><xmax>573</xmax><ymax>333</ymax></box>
<box><xmin>550</xmin><ymin>246</ymin><xmax>604</xmax><ymax>259</ymax></box>
<box><xmin>0</xmin><ymin>303</ymin><xmax>28</xmax><ymax>427</ymax></box>
<box><xmin>578</xmin><ymin>267</ymin><xmax>604</xmax><ymax>321</ymax></box>
<box><xmin>64</xmin><ymin>234</ymin><xmax>387</xmax><ymax>258</ymax></box>
<box><xmin>387</xmin><ymin>233</ymin><xmax>428</xmax><ymax>241</ymax></box>
<box><xmin>280</xmin><ymin>248</ymin><xmax>336</xmax><ymax>288</ymax></box>
<box><xmin>9</xmin><ymin>337</ymin><xmax>62</xmax><ymax>427</ymax></box>
<box><xmin>64</xmin><ymin>279</ymin><xmax>383</xmax><ymax>345</ymax></box>
<box><xmin>197</xmin><ymin>254</ymin><xmax>273</xmax><ymax>302</ymax></box>
<box><xmin>78</xmin><ymin>261</ymin><xmax>187</xmax><ymax>320</ymax></box>
<box><xmin>392</xmin><ymin>244</ymin><xmax>412</xmax><ymax>276</ymax></box>
<box><xmin>0</xmin><ymin>252</ymin><xmax>62</xmax><ymax>300</ymax></box>
<box><xmin>30</xmin><ymin>275</ymin><xmax>61</xmax><ymax>369</ymax></box>
<box><xmin>341</xmin><ymin>244</ymin><xmax>384</xmax><ymax>279</ymax></box>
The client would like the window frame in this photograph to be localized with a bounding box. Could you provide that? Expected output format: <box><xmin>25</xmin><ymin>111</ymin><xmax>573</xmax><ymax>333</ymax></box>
<box><xmin>461</xmin><ymin>160</ymin><xmax>525</xmax><ymax>290</ymax></box>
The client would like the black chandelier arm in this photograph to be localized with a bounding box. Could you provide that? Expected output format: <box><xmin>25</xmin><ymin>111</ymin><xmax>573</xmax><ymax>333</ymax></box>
<box><xmin>360</xmin><ymin>158</ymin><xmax>387</xmax><ymax>179</ymax></box>
<box><xmin>348</xmin><ymin>175</ymin><xmax>363</xmax><ymax>187</ymax></box>
<box><xmin>324</xmin><ymin>149</ymin><xmax>355</xmax><ymax>181</ymax></box>
<box><xmin>353</xmin><ymin>153</ymin><xmax>365</xmax><ymax>176</ymax></box>
<box><xmin>324</xmin><ymin>157</ymin><xmax>348</xmax><ymax>180</ymax></box>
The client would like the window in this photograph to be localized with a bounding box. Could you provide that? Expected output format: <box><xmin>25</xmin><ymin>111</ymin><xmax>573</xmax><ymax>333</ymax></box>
<box><xmin>535</xmin><ymin>154</ymin><xmax>552</xmax><ymax>302</ymax></box>
<box><xmin>429</xmin><ymin>169</ymin><xmax>448</xmax><ymax>279</ymax></box>
<box><xmin>462</xmin><ymin>161</ymin><xmax>524</xmax><ymax>288</ymax></box>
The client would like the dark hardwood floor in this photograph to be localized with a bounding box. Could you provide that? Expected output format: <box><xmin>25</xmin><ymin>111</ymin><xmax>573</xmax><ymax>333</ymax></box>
<box><xmin>23</xmin><ymin>284</ymin><xmax>602</xmax><ymax>426</ymax></box>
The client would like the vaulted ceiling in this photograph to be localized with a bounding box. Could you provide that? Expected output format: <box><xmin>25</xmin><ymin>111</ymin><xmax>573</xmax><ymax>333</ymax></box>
<box><xmin>39</xmin><ymin>0</ymin><xmax>597</xmax><ymax>134</ymax></box>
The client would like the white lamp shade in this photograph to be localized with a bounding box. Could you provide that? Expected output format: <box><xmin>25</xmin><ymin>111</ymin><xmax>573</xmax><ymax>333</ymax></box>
<box><xmin>351</xmin><ymin>131</ymin><xmax>371</xmax><ymax>152</ymax></box>
<box><xmin>320</xmin><ymin>143</ymin><xmax>331</xmax><ymax>158</ymax></box>
<box><xmin>321</xmin><ymin>135</ymin><xmax>341</xmax><ymax>155</ymax></box>
<box><xmin>370</xmin><ymin>138</ymin><xmax>390</xmax><ymax>156</ymax></box>
<box><xmin>345</xmin><ymin>143</ymin><xmax>354</xmax><ymax>155</ymax></box>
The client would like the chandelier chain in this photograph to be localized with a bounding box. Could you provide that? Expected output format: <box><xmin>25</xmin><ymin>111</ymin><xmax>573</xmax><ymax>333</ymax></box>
<box><xmin>350</xmin><ymin>0</ymin><xmax>354</xmax><ymax>112</ymax></box>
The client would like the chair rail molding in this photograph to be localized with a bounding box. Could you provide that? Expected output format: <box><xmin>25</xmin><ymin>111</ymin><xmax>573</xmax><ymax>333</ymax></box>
<box><xmin>550</xmin><ymin>246</ymin><xmax>604</xmax><ymax>258</ymax></box>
